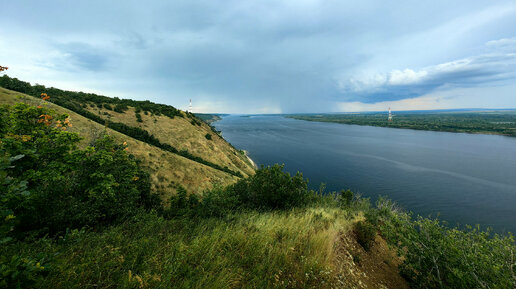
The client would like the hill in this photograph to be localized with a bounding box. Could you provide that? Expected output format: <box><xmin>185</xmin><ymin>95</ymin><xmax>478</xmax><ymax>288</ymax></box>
<box><xmin>0</xmin><ymin>83</ymin><xmax>254</xmax><ymax>198</ymax></box>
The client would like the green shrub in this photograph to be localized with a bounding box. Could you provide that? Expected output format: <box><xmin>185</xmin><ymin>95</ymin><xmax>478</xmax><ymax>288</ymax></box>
<box><xmin>205</xmin><ymin>133</ymin><xmax>212</xmax><ymax>140</ymax></box>
<box><xmin>0</xmin><ymin>154</ymin><xmax>28</xmax><ymax>244</ymax></box>
<box><xmin>231</xmin><ymin>164</ymin><xmax>310</xmax><ymax>210</ymax></box>
<box><xmin>198</xmin><ymin>186</ymin><xmax>240</xmax><ymax>217</ymax></box>
<box><xmin>338</xmin><ymin>189</ymin><xmax>353</xmax><ymax>207</ymax></box>
<box><xmin>354</xmin><ymin>221</ymin><xmax>376</xmax><ymax>251</ymax></box>
<box><xmin>162</xmin><ymin>165</ymin><xmax>310</xmax><ymax>218</ymax></box>
<box><xmin>113</xmin><ymin>104</ymin><xmax>128</xmax><ymax>113</ymax></box>
<box><xmin>375</xmin><ymin>198</ymin><xmax>516</xmax><ymax>289</ymax></box>
<box><xmin>103</xmin><ymin>103</ymin><xmax>112</xmax><ymax>110</ymax></box>
<box><xmin>0</xmin><ymin>254</ymin><xmax>48</xmax><ymax>288</ymax></box>
<box><xmin>135</xmin><ymin>112</ymin><xmax>143</xmax><ymax>122</ymax></box>
<box><xmin>163</xmin><ymin>185</ymin><xmax>239</xmax><ymax>219</ymax></box>
<box><xmin>0</xmin><ymin>103</ymin><xmax>161</xmax><ymax>237</ymax></box>
<box><xmin>165</xmin><ymin>186</ymin><xmax>194</xmax><ymax>218</ymax></box>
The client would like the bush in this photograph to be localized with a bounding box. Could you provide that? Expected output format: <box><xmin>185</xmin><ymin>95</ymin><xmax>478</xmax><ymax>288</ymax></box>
<box><xmin>231</xmin><ymin>164</ymin><xmax>310</xmax><ymax>210</ymax></box>
<box><xmin>162</xmin><ymin>165</ymin><xmax>310</xmax><ymax>218</ymax></box>
<box><xmin>164</xmin><ymin>186</ymin><xmax>195</xmax><ymax>218</ymax></box>
<box><xmin>374</xmin><ymin>198</ymin><xmax>516</xmax><ymax>289</ymax></box>
<box><xmin>205</xmin><ymin>133</ymin><xmax>212</xmax><ymax>140</ymax></box>
<box><xmin>0</xmin><ymin>254</ymin><xmax>48</xmax><ymax>288</ymax></box>
<box><xmin>198</xmin><ymin>186</ymin><xmax>239</xmax><ymax>217</ymax></box>
<box><xmin>338</xmin><ymin>189</ymin><xmax>353</xmax><ymax>207</ymax></box>
<box><xmin>0</xmin><ymin>154</ymin><xmax>28</xmax><ymax>244</ymax></box>
<box><xmin>162</xmin><ymin>185</ymin><xmax>238</xmax><ymax>219</ymax></box>
<box><xmin>113</xmin><ymin>104</ymin><xmax>128</xmax><ymax>113</ymax></box>
<box><xmin>135</xmin><ymin>112</ymin><xmax>143</xmax><ymax>122</ymax></box>
<box><xmin>354</xmin><ymin>221</ymin><xmax>376</xmax><ymax>251</ymax></box>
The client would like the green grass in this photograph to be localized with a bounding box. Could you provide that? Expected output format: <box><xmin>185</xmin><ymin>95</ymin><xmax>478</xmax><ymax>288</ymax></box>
<box><xmin>3</xmin><ymin>206</ymin><xmax>353</xmax><ymax>289</ymax></box>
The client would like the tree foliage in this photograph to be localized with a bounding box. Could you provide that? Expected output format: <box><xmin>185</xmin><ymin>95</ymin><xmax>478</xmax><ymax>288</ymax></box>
<box><xmin>0</xmin><ymin>75</ymin><xmax>182</xmax><ymax>119</ymax></box>
<box><xmin>0</xmin><ymin>103</ymin><xmax>161</xmax><ymax>237</ymax></box>
<box><xmin>230</xmin><ymin>164</ymin><xmax>310</xmax><ymax>210</ymax></box>
<box><xmin>162</xmin><ymin>164</ymin><xmax>311</xmax><ymax>219</ymax></box>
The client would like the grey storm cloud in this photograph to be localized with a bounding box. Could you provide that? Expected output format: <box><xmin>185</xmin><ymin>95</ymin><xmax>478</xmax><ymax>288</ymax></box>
<box><xmin>1</xmin><ymin>0</ymin><xmax>516</xmax><ymax>112</ymax></box>
<box><xmin>54</xmin><ymin>42</ymin><xmax>112</xmax><ymax>72</ymax></box>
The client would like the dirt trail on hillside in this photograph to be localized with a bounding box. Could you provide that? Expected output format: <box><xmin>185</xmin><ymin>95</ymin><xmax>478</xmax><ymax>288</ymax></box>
<box><xmin>333</xmin><ymin>231</ymin><xmax>409</xmax><ymax>289</ymax></box>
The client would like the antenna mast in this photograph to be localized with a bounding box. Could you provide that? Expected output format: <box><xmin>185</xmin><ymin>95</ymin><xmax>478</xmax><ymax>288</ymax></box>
<box><xmin>388</xmin><ymin>107</ymin><xmax>393</xmax><ymax>122</ymax></box>
<box><xmin>188</xmin><ymin>99</ymin><xmax>193</xmax><ymax>113</ymax></box>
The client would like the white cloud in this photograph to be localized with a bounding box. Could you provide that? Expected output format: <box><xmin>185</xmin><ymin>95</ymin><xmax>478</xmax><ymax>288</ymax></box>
<box><xmin>336</xmin><ymin>42</ymin><xmax>516</xmax><ymax>101</ymax></box>
<box><xmin>388</xmin><ymin>69</ymin><xmax>428</xmax><ymax>85</ymax></box>
<box><xmin>486</xmin><ymin>37</ymin><xmax>516</xmax><ymax>47</ymax></box>
<box><xmin>433</xmin><ymin>59</ymin><xmax>472</xmax><ymax>73</ymax></box>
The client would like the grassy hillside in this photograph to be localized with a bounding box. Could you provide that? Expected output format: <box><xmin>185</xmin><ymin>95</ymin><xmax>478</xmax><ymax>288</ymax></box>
<box><xmin>83</xmin><ymin>105</ymin><xmax>254</xmax><ymax>178</ymax></box>
<box><xmin>2</xmin><ymin>206</ymin><xmax>410</xmax><ymax>289</ymax></box>
<box><xmin>0</xmin><ymin>75</ymin><xmax>255</xmax><ymax>179</ymax></box>
<box><xmin>0</xmin><ymin>87</ymin><xmax>247</xmax><ymax>197</ymax></box>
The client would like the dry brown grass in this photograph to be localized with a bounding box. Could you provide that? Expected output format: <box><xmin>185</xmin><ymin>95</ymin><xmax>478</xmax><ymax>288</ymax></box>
<box><xmin>85</xmin><ymin>105</ymin><xmax>256</xmax><ymax>178</ymax></box>
<box><xmin>0</xmin><ymin>87</ymin><xmax>244</xmax><ymax>199</ymax></box>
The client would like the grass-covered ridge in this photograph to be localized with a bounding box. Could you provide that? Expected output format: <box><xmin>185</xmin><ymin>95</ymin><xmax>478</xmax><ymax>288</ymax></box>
<box><xmin>0</xmin><ymin>87</ymin><xmax>246</xmax><ymax>197</ymax></box>
<box><xmin>0</xmin><ymin>75</ymin><xmax>253</xmax><ymax>178</ymax></box>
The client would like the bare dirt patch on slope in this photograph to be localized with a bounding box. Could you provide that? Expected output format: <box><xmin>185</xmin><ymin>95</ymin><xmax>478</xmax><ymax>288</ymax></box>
<box><xmin>333</xmin><ymin>231</ymin><xmax>408</xmax><ymax>289</ymax></box>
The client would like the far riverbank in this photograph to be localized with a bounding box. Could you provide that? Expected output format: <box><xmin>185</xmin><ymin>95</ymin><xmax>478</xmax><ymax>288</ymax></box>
<box><xmin>287</xmin><ymin>110</ymin><xmax>516</xmax><ymax>137</ymax></box>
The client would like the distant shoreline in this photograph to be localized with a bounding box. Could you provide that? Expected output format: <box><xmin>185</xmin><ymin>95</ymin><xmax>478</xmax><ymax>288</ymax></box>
<box><xmin>243</xmin><ymin>150</ymin><xmax>258</xmax><ymax>169</ymax></box>
<box><xmin>286</xmin><ymin>113</ymin><xmax>516</xmax><ymax>137</ymax></box>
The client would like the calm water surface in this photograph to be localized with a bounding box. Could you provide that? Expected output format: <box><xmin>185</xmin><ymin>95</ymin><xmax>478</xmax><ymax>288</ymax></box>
<box><xmin>214</xmin><ymin>115</ymin><xmax>516</xmax><ymax>233</ymax></box>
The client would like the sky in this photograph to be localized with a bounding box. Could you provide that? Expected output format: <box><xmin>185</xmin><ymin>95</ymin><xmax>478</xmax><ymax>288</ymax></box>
<box><xmin>1</xmin><ymin>0</ymin><xmax>516</xmax><ymax>113</ymax></box>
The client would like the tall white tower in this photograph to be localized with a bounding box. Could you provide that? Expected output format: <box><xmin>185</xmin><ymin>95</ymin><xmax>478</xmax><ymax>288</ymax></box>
<box><xmin>188</xmin><ymin>99</ymin><xmax>193</xmax><ymax>113</ymax></box>
<box><xmin>388</xmin><ymin>107</ymin><xmax>393</xmax><ymax>122</ymax></box>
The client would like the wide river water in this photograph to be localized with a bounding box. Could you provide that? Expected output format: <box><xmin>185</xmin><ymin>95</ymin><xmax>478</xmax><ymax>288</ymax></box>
<box><xmin>214</xmin><ymin>115</ymin><xmax>516</xmax><ymax>233</ymax></box>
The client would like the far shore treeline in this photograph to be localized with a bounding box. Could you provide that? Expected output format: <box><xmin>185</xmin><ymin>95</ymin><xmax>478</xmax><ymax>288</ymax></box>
<box><xmin>288</xmin><ymin>111</ymin><xmax>516</xmax><ymax>137</ymax></box>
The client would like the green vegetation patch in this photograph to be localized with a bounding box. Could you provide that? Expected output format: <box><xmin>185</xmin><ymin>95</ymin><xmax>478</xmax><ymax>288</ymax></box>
<box><xmin>288</xmin><ymin>112</ymin><xmax>516</xmax><ymax>136</ymax></box>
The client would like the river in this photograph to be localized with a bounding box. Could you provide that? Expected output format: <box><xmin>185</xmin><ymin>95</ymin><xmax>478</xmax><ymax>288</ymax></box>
<box><xmin>214</xmin><ymin>115</ymin><xmax>516</xmax><ymax>233</ymax></box>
